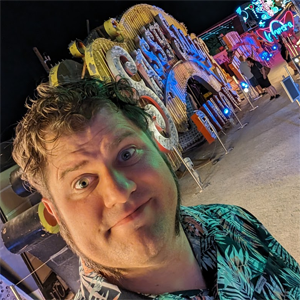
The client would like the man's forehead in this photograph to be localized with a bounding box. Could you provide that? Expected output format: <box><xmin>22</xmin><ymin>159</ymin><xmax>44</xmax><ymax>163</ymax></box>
<box><xmin>45</xmin><ymin>109</ymin><xmax>142</xmax><ymax>152</ymax></box>
<box><xmin>91</xmin><ymin>109</ymin><xmax>142</xmax><ymax>137</ymax></box>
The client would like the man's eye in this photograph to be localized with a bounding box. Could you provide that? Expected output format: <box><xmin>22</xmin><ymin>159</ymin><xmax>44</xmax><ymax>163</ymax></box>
<box><xmin>74</xmin><ymin>177</ymin><xmax>90</xmax><ymax>190</ymax></box>
<box><xmin>120</xmin><ymin>147</ymin><xmax>136</xmax><ymax>161</ymax></box>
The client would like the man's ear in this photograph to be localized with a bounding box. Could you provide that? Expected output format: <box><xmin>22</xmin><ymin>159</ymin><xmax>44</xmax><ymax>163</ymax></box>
<box><xmin>42</xmin><ymin>198</ymin><xmax>60</xmax><ymax>223</ymax></box>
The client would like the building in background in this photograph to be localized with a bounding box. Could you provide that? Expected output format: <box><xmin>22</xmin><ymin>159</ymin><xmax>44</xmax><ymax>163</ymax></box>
<box><xmin>198</xmin><ymin>14</ymin><xmax>246</xmax><ymax>56</ymax></box>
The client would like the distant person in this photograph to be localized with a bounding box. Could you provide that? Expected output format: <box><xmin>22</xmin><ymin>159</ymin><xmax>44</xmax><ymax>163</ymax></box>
<box><xmin>239</xmin><ymin>56</ymin><xmax>264</xmax><ymax>96</ymax></box>
<box><xmin>246</xmin><ymin>57</ymin><xmax>280</xmax><ymax>100</ymax></box>
<box><xmin>227</xmin><ymin>49</ymin><xmax>234</xmax><ymax>60</ymax></box>
<box><xmin>278</xmin><ymin>36</ymin><xmax>298</xmax><ymax>75</ymax></box>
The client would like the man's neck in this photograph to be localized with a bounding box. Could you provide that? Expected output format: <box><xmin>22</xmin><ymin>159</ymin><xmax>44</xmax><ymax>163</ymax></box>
<box><xmin>111</xmin><ymin>225</ymin><xmax>207</xmax><ymax>295</ymax></box>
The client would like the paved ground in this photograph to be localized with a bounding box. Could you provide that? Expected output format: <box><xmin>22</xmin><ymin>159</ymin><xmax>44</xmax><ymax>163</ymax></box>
<box><xmin>179</xmin><ymin>54</ymin><xmax>300</xmax><ymax>264</ymax></box>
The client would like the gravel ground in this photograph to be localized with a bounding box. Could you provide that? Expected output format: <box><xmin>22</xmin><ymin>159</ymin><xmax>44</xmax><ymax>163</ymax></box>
<box><xmin>179</xmin><ymin>57</ymin><xmax>300</xmax><ymax>264</ymax></box>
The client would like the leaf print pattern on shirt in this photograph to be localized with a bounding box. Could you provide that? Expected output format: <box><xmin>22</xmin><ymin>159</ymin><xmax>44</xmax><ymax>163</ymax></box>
<box><xmin>75</xmin><ymin>204</ymin><xmax>300</xmax><ymax>300</ymax></box>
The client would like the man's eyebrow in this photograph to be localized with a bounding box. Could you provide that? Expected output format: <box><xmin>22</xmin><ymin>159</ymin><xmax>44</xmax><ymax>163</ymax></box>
<box><xmin>59</xmin><ymin>131</ymin><xmax>136</xmax><ymax>180</ymax></box>
<box><xmin>59</xmin><ymin>160</ymin><xmax>89</xmax><ymax>180</ymax></box>
<box><xmin>107</xmin><ymin>131</ymin><xmax>136</xmax><ymax>151</ymax></box>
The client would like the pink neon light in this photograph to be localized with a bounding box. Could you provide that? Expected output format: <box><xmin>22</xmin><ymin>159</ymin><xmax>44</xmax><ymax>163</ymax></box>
<box><xmin>256</xmin><ymin>10</ymin><xmax>295</xmax><ymax>43</ymax></box>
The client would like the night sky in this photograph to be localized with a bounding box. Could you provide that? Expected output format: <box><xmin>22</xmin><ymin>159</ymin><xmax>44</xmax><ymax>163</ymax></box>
<box><xmin>1</xmin><ymin>1</ymin><xmax>248</xmax><ymax>143</ymax></box>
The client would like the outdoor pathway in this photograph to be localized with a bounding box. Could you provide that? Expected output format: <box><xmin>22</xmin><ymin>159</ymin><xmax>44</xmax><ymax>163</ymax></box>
<box><xmin>179</xmin><ymin>55</ymin><xmax>300</xmax><ymax>263</ymax></box>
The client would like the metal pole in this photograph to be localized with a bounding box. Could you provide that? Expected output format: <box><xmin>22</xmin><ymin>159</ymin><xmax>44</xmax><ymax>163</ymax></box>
<box><xmin>206</xmin><ymin>118</ymin><xmax>233</xmax><ymax>155</ymax></box>
<box><xmin>172</xmin><ymin>146</ymin><xmax>203</xmax><ymax>192</ymax></box>
<box><xmin>86</xmin><ymin>19</ymin><xmax>90</xmax><ymax>35</ymax></box>
<box><xmin>33</xmin><ymin>47</ymin><xmax>50</xmax><ymax>73</ymax></box>
<box><xmin>219</xmin><ymin>89</ymin><xmax>248</xmax><ymax>129</ymax></box>
<box><xmin>241</xmin><ymin>88</ymin><xmax>258</xmax><ymax>111</ymax></box>
<box><xmin>187</xmin><ymin>85</ymin><xmax>199</xmax><ymax>106</ymax></box>
<box><xmin>244</xmin><ymin>76</ymin><xmax>260</xmax><ymax>100</ymax></box>
<box><xmin>286</xmin><ymin>36</ymin><xmax>298</xmax><ymax>57</ymax></box>
<box><xmin>231</xmin><ymin>108</ymin><xmax>248</xmax><ymax>129</ymax></box>
<box><xmin>9</xmin><ymin>286</ymin><xmax>23</xmax><ymax>300</ymax></box>
<box><xmin>220</xmin><ymin>92</ymin><xmax>247</xmax><ymax>127</ymax></box>
<box><xmin>81</xmin><ymin>61</ymin><xmax>87</xmax><ymax>79</ymax></box>
<box><xmin>209</xmin><ymin>123</ymin><xmax>230</xmax><ymax>154</ymax></box>
<box><xmin>284</xmin><ymin>65</ymin><xmax>293</xmax><ymax>78</ymax></box>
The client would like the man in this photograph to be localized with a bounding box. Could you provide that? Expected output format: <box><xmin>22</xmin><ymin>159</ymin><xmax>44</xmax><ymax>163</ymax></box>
<box><xmin>13</xmin><ymin>78</ymin><xmax>300</xmax><ymax>299</ymax></box>
<box><xmin>239</xmin><ymin>55</ymin><xmax>264</xmax><ymax>96</ymax></box>
<box><xmin>278</xmin><ymin>36</ymin><xmax>299</xmax><ymax>75</ymax></box>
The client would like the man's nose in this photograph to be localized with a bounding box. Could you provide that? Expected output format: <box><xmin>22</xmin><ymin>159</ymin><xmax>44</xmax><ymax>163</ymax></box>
<box><xmin>101</xmin><ymin>168</ymin><xmax>137</xmax><ymax>208</ymax></box>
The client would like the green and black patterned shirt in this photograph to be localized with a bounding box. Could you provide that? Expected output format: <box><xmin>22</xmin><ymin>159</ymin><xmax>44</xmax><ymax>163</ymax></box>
<box><xmin>75</xmin><ymin>204</ymin><xmax>300</xmax><ymax>300</ymax></box>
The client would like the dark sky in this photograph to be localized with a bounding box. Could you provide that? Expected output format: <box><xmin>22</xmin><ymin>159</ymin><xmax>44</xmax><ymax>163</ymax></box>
<box><xmin>1</xmin><ymin>1</ymin><xmax>248</xmax><ymax>142</ymax></box>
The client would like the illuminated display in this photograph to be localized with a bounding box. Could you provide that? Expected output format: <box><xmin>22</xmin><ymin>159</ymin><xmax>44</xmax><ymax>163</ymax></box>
<box><xmin>236</xmin><ymin>0</ymin><xmax>285</xmax><ymax>28</ymax></box>
<box><xmin>49</xmin><ymin>4</ymin><xmax>243</xmax><ymax>165</ymax></box>
<box><xmin>256</xmin><ymin>10</ymin><xmax>294</xmax><ymax>42</ymax></box>
<box><xmin>270</xmin><ymin>20</ymin><xmax>293</xmax><ymax>36</ymax></box>
<box><xmin>252</xmin><ymin>0</ymin><xmax>279</xmax><ymax>20</ymax></box>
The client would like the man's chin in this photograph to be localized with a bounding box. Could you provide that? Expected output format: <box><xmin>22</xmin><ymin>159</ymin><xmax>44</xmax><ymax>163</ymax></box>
<box><xmin>82</xmin><ymin>255</ymin><xmax>123</xmax><ymax>279</ymax></box>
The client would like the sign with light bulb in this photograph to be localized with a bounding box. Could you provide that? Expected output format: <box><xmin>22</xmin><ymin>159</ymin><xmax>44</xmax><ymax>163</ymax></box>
<box><xmin>256</xmin><ymin>10</ymin><xmax>295</xmax><ymax>42</ymax></box>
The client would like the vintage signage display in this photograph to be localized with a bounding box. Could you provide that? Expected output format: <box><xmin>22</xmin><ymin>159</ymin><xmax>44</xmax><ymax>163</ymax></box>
<box><xmin>257</xmin><ymin>10</ymin><xmax>295</xmax><ymax>42</ymax></box>
<box><xmin>50</xmin><ymin>4</ymin><xmax>239</xmax><ymax>169</ymax></box>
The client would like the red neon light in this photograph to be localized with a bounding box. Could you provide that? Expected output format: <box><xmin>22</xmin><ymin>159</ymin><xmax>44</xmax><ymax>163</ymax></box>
<box><xmin>256</xmin><ymin>11</ymin><xmax>294</xmax><ymax>43</ymax></box>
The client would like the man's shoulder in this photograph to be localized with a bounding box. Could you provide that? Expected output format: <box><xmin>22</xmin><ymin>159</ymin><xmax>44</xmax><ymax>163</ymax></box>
<box><xmin>239</xmin><ymin>61</ymin><xmax>247</xmax><ymax>67</ymax></box>
<box><xmin>254</xmin><ymin>61</ymin><xmax>262</xmax><ymax>67</ymax></box>
<box><xmin>180</xmin><ymin>204</ymin><xmax>259</xmax><ymax>224</ymax></box>
<box><xmin>181</xmin><ymin>203</ymin><xmax>246</xmax><ymax>213</ymax></box>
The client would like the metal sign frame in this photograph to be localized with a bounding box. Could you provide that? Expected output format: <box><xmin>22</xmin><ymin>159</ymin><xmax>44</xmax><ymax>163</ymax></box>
<box><xmin>281</xmin><ymin>74</ymin><xmax>300</xmax><ymax>104</ymax></box>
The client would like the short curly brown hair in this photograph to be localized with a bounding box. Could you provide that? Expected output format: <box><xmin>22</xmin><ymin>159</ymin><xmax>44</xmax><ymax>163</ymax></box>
<box><xmin>12</xmin><ymin>78</ymin><xmax>150</xmax><ymax>197</ymax></box>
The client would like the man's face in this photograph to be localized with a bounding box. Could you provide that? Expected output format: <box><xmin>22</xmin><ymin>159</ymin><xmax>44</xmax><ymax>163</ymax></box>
<box><xmin>43</xmin><ymin>108</ymin><xmax>178</xmax><ymax>270</ymax></box>
<box><xmin>246</xmin><ymin>60</ymin><xmax>252</xmax><ymax>67</ymax></box>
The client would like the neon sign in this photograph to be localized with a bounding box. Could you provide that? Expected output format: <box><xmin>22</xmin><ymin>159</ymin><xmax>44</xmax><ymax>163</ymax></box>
<box><xmin>251</xmin><ymin>0</ymin><xmax>280</xmax><ymax>20</ymax></box>
<box><xmin>256</xmin><ymin>11</ymin><xmax>294</xmax><ymax>42</ymax></box>
<box><xmin>236</xmin><ymin>0</ymin><xmax>280</xmax><ymax>26</ymax></box>
<box><xmin>271</xmin><ymin>20</ymin><xmax>293</xmax><ymax>36</ymax></box>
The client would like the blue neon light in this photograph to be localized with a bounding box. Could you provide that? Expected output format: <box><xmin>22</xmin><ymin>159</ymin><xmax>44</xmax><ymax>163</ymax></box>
<box><xmin>236</xmin><ymin>7</ymin><xmax>242</xmax><ymax>15</ymax></box>
<box><xmin>270</xmin><ymin>20</ymin><xmax>293</xmax><ymax>37</ymax></box>
<box><xmin>223</xmin><ymin>108</ymin><xmax>230</xmax><ymax>115</ymax></box>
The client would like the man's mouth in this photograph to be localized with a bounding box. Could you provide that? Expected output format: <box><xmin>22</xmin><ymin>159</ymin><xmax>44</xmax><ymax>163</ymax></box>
<box><xmin>113</xmin><ymin>199</ymin><xmax>151</xmax><ymax>228</ymax></box>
